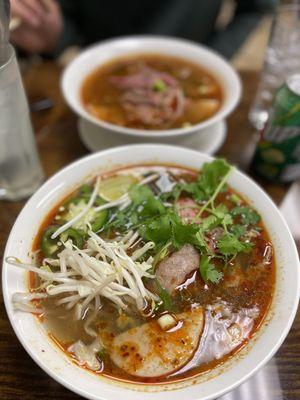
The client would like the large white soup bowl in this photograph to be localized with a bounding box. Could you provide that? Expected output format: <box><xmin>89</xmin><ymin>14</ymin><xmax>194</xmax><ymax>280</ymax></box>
<box><xmin>2</xmin><ymin>144</ymin><xmax>299</xmax><ymax>400</ymax></box>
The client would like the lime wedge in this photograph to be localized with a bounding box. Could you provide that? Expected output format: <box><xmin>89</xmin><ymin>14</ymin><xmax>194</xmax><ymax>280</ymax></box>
<box><xmin>99</xmin><ymin>174</ymin><xmax>138</xmax><ymax>202</ymax></box>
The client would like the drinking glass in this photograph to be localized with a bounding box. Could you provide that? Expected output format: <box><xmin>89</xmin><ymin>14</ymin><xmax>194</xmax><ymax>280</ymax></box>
<box><xmin>0</xmin><ymin>45</ymin><xmax>44</xmax><ymax>200</ymax></box>
<box><xmin>249</xmin><ymin>4</ymin><xmax>300</xmax><ymax>130</ymax></box>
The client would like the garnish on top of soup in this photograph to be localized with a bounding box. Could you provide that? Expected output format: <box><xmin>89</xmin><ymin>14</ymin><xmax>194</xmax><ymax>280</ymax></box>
<box><xmin>81</xmin><ymin>54</ymin><xmax>222</xmax><ymax>130</ymax></box>
<box><xmin>7</xmin><ymin>160</ymin><xmax>275</xmax><ymax>384</ymax></box>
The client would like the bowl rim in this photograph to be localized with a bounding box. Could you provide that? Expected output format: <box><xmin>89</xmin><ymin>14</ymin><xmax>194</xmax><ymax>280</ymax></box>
<box><xmin>61</xmin><ymin>35</ymin><xmax>242</xmax><ymax>138</ymax></box>
<box><xmin>2</xmin><ymin>144</ymin><xmax>299</xmax><ymax>400</ymax></box>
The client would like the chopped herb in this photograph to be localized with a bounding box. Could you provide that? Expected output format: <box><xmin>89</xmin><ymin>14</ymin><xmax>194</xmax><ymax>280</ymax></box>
<box><xmin>169</xmin><ymin>159</ymin><xmax>232</xmax><ymax>203</ymax></box>
<box><xmin>198</xmin><ymin>159</ymin><xmax>232</xmax><ymax>199</ymax></box>
<box><xmin>152</xmin><ymin>242</ymin><xmax>172</xmax><ymax>267</ymax></box>
<box><xmin>199</xmin><ymin>255</ymin><xmax>223</xmax><ymax>284</ymax></box>
<box><xmin>139</xmin><ymin>210</ymin><xmax>206</xmax><ymax>251</ymax></box>
<box><xmin>155</xmin><ymin>279</ymin><xmax>174</xmax><ymax>311</ymax></box>
<box><xmin>230</xmin><ymin>193</ymin><xmax>242</xmax><ymax>205</ymax></box>
<box><xmin>229</xmin><ymin>224</ymin><xmax>247</xmax><ymax>238</ymax></box>
<box><xmin>152</xmin><ymin>79</ymin><xmax>166</xmax><ymax>92</ymax></box>
<box><xmin>79</xmin><ymin>184</ymin><xmax>92</xmax><ymax>195</ymax></box>
<box><xmin>231</xmin><ymin>206</ymin><xmax>261</xmax><ymax>225</ymax></box>
<box><xmin>106</xmin><ymin>184</ymin><xmax>166</xmax><ymax>232</ymax></box>
<box><xmin>199</xmin><ymin>215</ymin><xmax>218</xmax><ymax>231</ymax></box>
<box><xmin>218</xmin><ymin>233</ymin><xmax>252</xmax><ymax>256</ymax></box>
<box><xmin>96</xmin><ymin>348</ymin><xmax>107</xmax><ymax>361</ymax></box>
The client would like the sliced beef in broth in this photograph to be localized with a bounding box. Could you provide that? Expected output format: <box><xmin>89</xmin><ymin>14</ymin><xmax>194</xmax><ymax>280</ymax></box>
<box><xmin>156</xmin><ymin>244</ymin><xmax>200</xmax><ymax>293</ymax></box>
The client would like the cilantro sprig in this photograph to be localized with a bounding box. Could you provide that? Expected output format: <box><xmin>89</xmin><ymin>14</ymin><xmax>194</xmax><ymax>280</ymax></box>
<box><xmin>199</xmin><ymin>255</ymin><xmax>223</xmax><ymax>284</ymax></box>
<box><xmin>173</xmin><ymin>159</ymin><xmax>232</xmax><ymax>203</ymax></box>
<box><xmin>103</xmin><ymin>159</ymin><xmax>262</xmax><ymax>287</ymax></box>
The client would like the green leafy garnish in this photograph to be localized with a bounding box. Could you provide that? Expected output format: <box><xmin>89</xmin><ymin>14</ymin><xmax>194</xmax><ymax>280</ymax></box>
<box><xmin>173</xmin><ymin>159</ymin><xmax>232</xmax><ymax>203</ymax></box>
<box><xmin>199</xmin><ymin>255</ymin><xmax>223</xmax><ymax>284</ymax></box>
<box><xmin>197</xmin><ymin>159</ymin><xmax>231</xmax><ymax>199</ymax></box>
<box><xmin>229</xmin><ymin>224</ymin><xmax>247</xmax><ymax>238</ymax></box>
<box><xmin>129</xmin><ymin>185</ymin><xmax>165</xmax><ymax>217</ymax></box>
<box><xmin>107</xmin><ymin>184</ymin><xmax>166</xmax><ymax>232</ymax></box>
<box><xmin>230</xmin><ymin>193</ymin><xmax>242</xmax><ymax>205</ymax></box>
<box><xmin>218</xmin><ymin>233</ymin><xmax>252</xmax><ymax>256</ymax></box>
<box><xmin>101</xmin><ymin>159</ymin><xmax>262</xmax><ymax>288</ymax></box>
<box><xmin>231</xmin><ymin>206</ymin><xmax>261</xmax><ymax>225</ymax></box>
<box><xmin>152</xmin><ymin>79</ymin><xmax>166</xmax><ymax>92</ymax></box>
<box><xmin>139</xmin><ymin>210</ymin><xmax>206</xmax><ymax>251</ymax></box>
<box><xmin>96</xmin><ymin>349</ymin><xmax>107</xmax><ymax>361</ymax></box>
<box><xmin>155</xmin><ymin>279</ymin><xmax>174</xmax><ymax>311</ymax></box>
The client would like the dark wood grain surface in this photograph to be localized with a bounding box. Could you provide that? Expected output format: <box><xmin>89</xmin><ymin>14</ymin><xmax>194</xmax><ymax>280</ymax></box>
<box><xmin>0</xmin><ymin>62</ymin><xmax>299</xmax><ymax>400</ymax></box>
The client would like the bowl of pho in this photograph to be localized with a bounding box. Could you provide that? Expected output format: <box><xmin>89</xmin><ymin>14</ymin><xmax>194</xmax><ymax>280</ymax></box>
<box><xmin>3</xmin><ymin>144</ymin><xmax>299</xmax><ymax>400</ymax></box>
<box><xmin>62</xmin><ymin>36</ymin><xmax>241</xmax><ymax>140</ymax></box>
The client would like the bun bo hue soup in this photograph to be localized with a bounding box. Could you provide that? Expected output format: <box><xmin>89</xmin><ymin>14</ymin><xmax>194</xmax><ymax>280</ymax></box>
<box><xmin>8</xmin><ymin>160</ymin><xmax>275</xmax><ymax>385</ymax></box>
<box><xmin>81</xmin><ymin>54</ymin><xmax>223</xmax><ymax>130</ymax></box>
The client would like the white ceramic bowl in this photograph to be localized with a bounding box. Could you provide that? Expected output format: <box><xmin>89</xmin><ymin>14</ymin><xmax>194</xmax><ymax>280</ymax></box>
<box><xmin>62</xmin><ymin>36</ymin><xmax>241</xmax><ymax>139</ymax></box>
<box><xmin>3</xmin><ymin>145</ymin><xmax>299</xmax><ymax>400</ymax></box>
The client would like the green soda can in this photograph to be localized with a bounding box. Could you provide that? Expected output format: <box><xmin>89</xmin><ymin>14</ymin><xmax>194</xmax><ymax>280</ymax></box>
<box><xmin>251</xmin><ymin>74</ymin><xmax>300</xmax><ymax>182</ymax></box>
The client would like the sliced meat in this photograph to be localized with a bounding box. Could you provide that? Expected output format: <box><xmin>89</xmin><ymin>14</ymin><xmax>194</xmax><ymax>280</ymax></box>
<box><xmin>110</xmin><ymin>306</ymin><xmax>204</xmax><ymax>377</ymax></box>
<box><xmin>109</xmin><ymin>66</ymin><xmax>178</xmax><ymax>91</ymax></box>
<box><xmin>176</xmin><ymin>198</ymin><xmax>200</xmax><ymax>223</ymax></box>
<box><xmin>122</xmin><ymin>87</ymin><xmax>185</xmax><ymax>126</ymax></box>
<box><xmin>156</xmin><ymin>244</ymin><xmax>200</xmax><ymax>293</ymax></box>
<box><xmin>110</xmin><ymin>66</ymin><xmax>186</xmax><ymax>126</ymax></box>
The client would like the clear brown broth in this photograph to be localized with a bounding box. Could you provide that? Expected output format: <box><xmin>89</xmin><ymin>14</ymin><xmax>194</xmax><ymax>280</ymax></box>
<box><xmin>81</xmin><ymin>54</ymin><xmax>223</xmax><ymax>130</ymax></box>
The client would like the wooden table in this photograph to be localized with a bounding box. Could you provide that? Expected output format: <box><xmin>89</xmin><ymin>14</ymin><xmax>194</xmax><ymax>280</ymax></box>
<box><xmin>0</xmin><ymin>62</ymin><xmax>299</xmax><ymax>399</ymax></box>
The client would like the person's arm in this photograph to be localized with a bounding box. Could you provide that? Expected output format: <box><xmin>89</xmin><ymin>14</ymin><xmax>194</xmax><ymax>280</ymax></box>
<box><xmin>207</xmin><ymin>0</ymin><xmax>277</xmax><ymax>58</ymax></box>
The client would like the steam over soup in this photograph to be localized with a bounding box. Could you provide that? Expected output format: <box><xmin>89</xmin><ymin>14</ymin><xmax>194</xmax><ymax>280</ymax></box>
<box><xmin>81</xmin><ymin>54</ymin><xmax>223</xmax><ymax>130</ymax></box>
<box><xmin>8</xmin><ymin>160</ymin><xmax>275</xmax><ymax>385</ymax></box>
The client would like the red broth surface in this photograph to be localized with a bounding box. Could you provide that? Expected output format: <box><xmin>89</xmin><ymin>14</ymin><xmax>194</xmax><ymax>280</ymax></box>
<box><xmin>30</xmin><ymin>164</ymin><xmax>275</xmax><ymax>384</ymax></box>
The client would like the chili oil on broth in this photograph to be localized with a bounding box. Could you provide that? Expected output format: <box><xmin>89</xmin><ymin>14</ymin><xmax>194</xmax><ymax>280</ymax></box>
<box><xmin>81</xmin><ymin>54</ymin><xmax>223</xmax><ymax>130</ymax></box>
<box><xmin>30</xmin><ymin>164</ymin><xmax>275</xmax><ymax>385</ymax></box>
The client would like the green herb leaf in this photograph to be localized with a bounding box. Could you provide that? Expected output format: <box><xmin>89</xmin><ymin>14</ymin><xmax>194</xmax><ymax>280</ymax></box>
<box><xmin>231</xmin><ymin>206</ymin><xmax>261</xmax><ymax>225</ymax></box>
<box><xmin>129</xmin><ymin>185</ymin><xmax>166</xmax><ymax>217</ymax></box>
<box><xmin>155</xmin><ymin>279</ymin><xmax>174</xmax><ymax>311</ymax></box>
<box><xmin>96</xmin><ymin>348</ymin><xmax>107</xmax><ymax>361</ymax></box>
<box><xmin>170</xmin><ymin>159</ymin><xmax>232</xmax><ymax>203</ymax></box>
<box><xmin>129</xmin><ymin>185</ymin><xmax>152</xmax><ymax>204</ymax></box>
<box><xmin>152</xmin><ymin>79</ymin><xmax>166</xmax><ymax>92</ymax></box>
<box><xmin>230</xmin><ymin>193</ymin><xmax>242</xmax><ymax>205</ymax></box>
<box><xmin>218</xmin><ymin>233</ymin><xmax>252</xmax><ymax>256</ymax></box>
<box><xmin>213</xmin><ymin>204</ymin><xmax>228</xmax><ymax>219</ymax></box>
<box><xmin>152</xmin><ymin>242</ymin><xmax>172</xmax><ymax>267</ymax></box>
<box><xmin>197</xmin><ymin>159</ymin><xmax>231</xmax><ymax>199</ymax></box>
<box><xmin>139</xmin><ymin>213</ymin><xmax>172</xmax><ymax>244</ymax></box>
<box><xmin>199</xmin><ymin>255</ymin><xmax>223</xmax><ymax>284</ymax></box>
<box><xmin>199</xmin><ymin>215</ymin><xmax>218</xmax><ymax>231</ymax></box>
<box><xmin>229</xmin><ymin>224</ymin><xmax>247</xmax><ymax>238</ymax></box>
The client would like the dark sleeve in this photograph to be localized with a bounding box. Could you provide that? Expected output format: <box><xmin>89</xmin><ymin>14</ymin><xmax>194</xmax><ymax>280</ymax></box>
<box><xmin>54</xmin><ymin>0</ymin><xmax>84</xmax><ymax>55</ymax></box>
<box><xmin>207</xmin><ymin>0</ymin><xmax>277</xmax><ymax>59</ymax></box>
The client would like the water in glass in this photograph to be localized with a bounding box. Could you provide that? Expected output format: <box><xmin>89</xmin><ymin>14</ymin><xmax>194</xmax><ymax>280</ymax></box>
<box><xmin>0</xmin><ymin>45</ymin><xmax>44</xmax><ymax>200</ymax></box>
